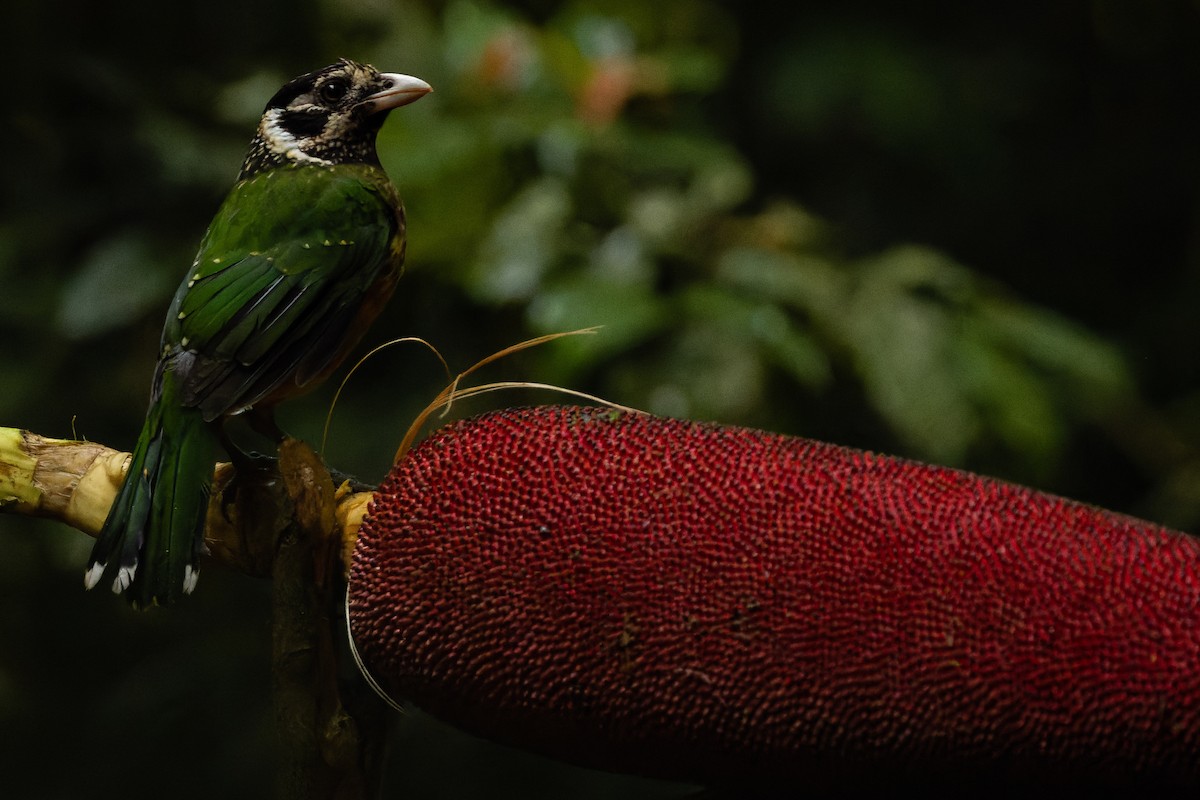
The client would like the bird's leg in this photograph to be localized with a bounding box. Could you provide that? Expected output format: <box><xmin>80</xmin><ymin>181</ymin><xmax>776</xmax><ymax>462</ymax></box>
<box><xmin>215</xmin><ymin>418</ymin><xmax>278</xmax><ymax>522</ymax></box>
<box><xmin>216</xmin><ymin>418</ymin><xmax>257</xmax><ymax>472</ymax></box>
<box><xmin>247</xmin><ymin>405</ymin><xmax>287</xmax><ymax>444</ymax></box>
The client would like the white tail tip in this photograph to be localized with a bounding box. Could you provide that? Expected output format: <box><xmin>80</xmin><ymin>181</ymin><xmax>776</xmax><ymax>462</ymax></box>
<box><xmin>183</xmin><ymin>564</ymin><xmax>200</xmax><ymax>595</ymax></box>
<box><xmin>113</xmin><ymin>562</ymin><xmax>137</xmax><ymax>594</ymax></box>
<box><xmin>83</xmin><ymin>562</ymin><xmax>106</xmax><ymax>591</ymax></box>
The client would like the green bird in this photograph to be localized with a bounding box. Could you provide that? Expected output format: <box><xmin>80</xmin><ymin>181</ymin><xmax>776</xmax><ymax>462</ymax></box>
<box><xmin>85</xmin><ymin>60</ymin><xmax>431</xmax><ymax>607</ymax></box>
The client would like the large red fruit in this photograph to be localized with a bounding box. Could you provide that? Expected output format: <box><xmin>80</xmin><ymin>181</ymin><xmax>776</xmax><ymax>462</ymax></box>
<box><xmin>348</xmin><ymin>406</ymin><xmax>1200</xmax><ymax>791</ymax></box>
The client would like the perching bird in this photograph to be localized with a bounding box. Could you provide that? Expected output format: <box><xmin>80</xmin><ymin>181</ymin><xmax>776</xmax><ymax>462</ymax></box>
<box><xmin>85</xmin><ymin>59</ymin><xmax>431</xmax><ymax>607</ymax></box>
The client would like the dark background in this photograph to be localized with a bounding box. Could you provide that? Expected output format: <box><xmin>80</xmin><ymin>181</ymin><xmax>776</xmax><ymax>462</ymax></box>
<box><xmin>2</xmin><ymin>0</ymin><xmax>1198</xmax><ymax>797</ymax></box>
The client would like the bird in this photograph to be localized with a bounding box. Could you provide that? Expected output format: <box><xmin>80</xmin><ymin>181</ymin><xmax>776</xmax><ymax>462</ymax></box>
<box><xmin>85</xmin><ymin>59</ymin><xmax>432</xmax><ymax>608</ymax></box>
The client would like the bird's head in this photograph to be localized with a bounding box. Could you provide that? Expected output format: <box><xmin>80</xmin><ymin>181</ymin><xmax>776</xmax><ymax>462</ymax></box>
<box><xmin>240</xmin><ymin>59</ymin><xmax>431</xmax><ymax>178</ymax></box>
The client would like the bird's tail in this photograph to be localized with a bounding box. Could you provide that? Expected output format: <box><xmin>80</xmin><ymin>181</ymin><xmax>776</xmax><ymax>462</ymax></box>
<box><xmin>86</xmin><ymin>375</ymin><xmax>215</xmax><ymax>608</ymax></box>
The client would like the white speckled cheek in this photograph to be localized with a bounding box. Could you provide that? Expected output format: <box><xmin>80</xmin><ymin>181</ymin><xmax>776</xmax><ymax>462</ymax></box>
<box><xmin>260</xmin><ymin>109</ymin><xmax>331</xmax><ymax>166</ymax></box>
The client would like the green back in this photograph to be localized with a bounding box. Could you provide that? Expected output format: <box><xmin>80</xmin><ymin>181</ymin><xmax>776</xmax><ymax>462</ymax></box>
<box><xmin>162</xmin><ymin>162</ymin><xmax>404</xmax><ymax>420</ymax></box>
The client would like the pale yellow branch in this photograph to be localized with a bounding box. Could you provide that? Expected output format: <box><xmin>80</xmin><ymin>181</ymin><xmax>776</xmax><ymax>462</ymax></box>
<box><xmin>334</xmin><ymin>482</ymin><xmax>374</xmax><ymax>573</ymax></box>
<box><xmin>0</xmin><ymin>428</ymin><xmax>124</xmax><ymax>535</ymax></box>
<box><xmin>0</xmin><ymin>426</ymin><xmax>374</xmax><ymax>576</ymax></box>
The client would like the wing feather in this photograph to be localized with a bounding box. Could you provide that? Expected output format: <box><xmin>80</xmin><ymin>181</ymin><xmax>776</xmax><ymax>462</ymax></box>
<box><xmin>162</xmin><ymin>164</ymin><xmax>402</xmax><ymax>420</ymax></box>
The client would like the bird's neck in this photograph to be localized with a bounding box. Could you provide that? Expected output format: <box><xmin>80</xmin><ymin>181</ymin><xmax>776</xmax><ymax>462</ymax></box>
<box><xmin>237</xmin><ymin>113</ymin><xmax>384</xmax><ymax>180</ymax></box>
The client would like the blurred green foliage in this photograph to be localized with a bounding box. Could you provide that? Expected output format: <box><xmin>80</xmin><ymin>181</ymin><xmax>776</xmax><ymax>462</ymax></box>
<box><xmin>2</xmin><ymin>0</ymin><xmax>1199</xmax><ymax>797</ymax></box>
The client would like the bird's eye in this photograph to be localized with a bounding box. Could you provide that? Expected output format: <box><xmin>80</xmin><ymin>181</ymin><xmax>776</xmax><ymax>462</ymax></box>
<box><xmin>319</xmin><ymin>80</ymin><xmax>349</xmax><ymax>104</ymax></box>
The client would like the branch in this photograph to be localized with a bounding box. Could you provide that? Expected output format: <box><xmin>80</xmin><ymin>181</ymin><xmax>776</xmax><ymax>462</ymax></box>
<box><xmin>0</xmin><ymin>426</ymin><xmax>373</xmax><ymax>576</ymax></box>
<box><xmin>1</xmin><ymin>426</ymin><xmax>386</xmax><ymax>800</ymax></box>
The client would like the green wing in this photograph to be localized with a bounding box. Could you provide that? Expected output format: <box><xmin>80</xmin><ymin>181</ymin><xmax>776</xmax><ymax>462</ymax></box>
<box><xmin>162</xmin><ymin>163</ymin><xmax>403</xmax><ymax>421</ymax></box>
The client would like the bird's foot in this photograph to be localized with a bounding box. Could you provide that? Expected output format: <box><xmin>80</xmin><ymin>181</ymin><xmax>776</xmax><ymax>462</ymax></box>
<box><xmin>218</xmin><ymin>449</ymin><xmax>279</xmax><ymax>523</ymax></box>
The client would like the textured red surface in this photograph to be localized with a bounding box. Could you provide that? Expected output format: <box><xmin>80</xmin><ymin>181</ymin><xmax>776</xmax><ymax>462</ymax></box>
<box><xmin>348</xmin><ymin>407</ymin><xmax>1200</xmax><ymax>790</ymax></box>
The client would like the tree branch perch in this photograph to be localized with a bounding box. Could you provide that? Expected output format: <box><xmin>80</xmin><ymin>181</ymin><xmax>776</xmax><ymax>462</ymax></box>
<box><xmin>0</xmin><ymin>426</ymin><xmax>373</xmax><ymax>576</ymax></box>
<box><xmin>1</xmin><ymin>425</ymin><xmax>385</xmax><ymax>800</ymax></box>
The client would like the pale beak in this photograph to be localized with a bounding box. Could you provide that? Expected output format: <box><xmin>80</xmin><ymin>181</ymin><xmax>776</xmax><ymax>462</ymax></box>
<box><xmin>362</xmin><ymin>73</ymin><xmax>433</xmax><ymax>113</ymax></box>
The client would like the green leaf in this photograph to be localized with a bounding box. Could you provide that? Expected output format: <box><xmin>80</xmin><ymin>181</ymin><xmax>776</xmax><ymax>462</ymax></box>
<box><xmin>680</xmin><ymin>285</ymin><xmax>830</xmax><ymax>389</ymax></box>
<box><xmin>468</xmin><ymin>177</ymin><xmax>574</xmax><ymax>302</ymax></box>
<box><xmin>55</xmin><ymin>233</ymin><xmax>174</xmax><ymax>339</ymax></box>
<box><xmin>527</xmin><ymin>276</ymin><xmax>670</xmax><ymax>378</ymax></box>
